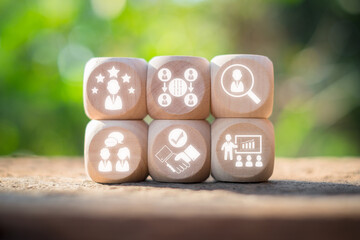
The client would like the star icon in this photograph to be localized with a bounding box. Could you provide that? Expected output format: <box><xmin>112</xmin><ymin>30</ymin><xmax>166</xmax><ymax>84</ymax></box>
<box><xmin>128</xmin><ymin>87</ymin><xmax>135</xmax><ymax>94</ymax></box>
<box><xmin>108</xmin><ymin>66</ymin><xmax>119</xmax><ymax>78</ymax></box>
<box><xmin>91</xmin><ymin>87</ymin><xmax>98</xmax><ymax>94</ymax></box>
<box><xmin>96</xmin><ymin>73</ymin><xmax>105</xmax><ymax>83</ymax></box>
<box><xmin>122</xmin><ymin>74</ymin><xmax>131</xmax><ymax>83</ymax></box>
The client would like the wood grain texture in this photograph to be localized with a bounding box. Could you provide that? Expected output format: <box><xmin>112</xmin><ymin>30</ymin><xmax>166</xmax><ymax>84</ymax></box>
<box><xmin>211</xmin><ymin>118</ymin><xmax>274</xmax><ymax>182</ymax></box>
<box><xmin>148</xmin><ymin>120</ymin><xmax>210</xmax><ymax>182</ymax></box>
<box><xmin>211</xmin><ymin>54</ymin><xmax>274</xmax><ymax>118</ymax></box>
<box><xmin>0</xmin><ymin>157</ymin><xmax>360</xmax><ymax>240</ymax></box>
<box><xmin>147</xmin><ymin>56</ymin><xmax>210</xmax><ymax>119</ymax></box>
<box><xmin>84</xmin><ymin>120</ymin><xmax>148</xmax><ymax>183</ymax></box>
<box><xmin>83</xmin><ymin>57</ymin><xmax>147</xmax><ymax>120</ymax></box>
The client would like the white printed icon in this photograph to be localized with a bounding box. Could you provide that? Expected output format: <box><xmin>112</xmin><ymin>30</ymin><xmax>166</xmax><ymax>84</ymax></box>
<box><xmin>105</xmin><ymin>79</ymin><xmax>123</xmax><ymax>110</ymax></box>
<box><xmin>116</xmin><ymin>147</ymin><xmax>130</xmax><ymax>172</ymax></box>
<box><xmin>168</xmin><ymin>128</ymin><xmax>188</xmax><ymax>148</ymax></box>
<box><xmin>220</xmin><ymin>134</ymin><xmax>263</xmax><ymax>168</ymax></box>
<box><xmin>184</xmin><ymin>93</ymin><xmax>198</xmax><ymax>107</ymax></box>
<box><xmin>91</xmin><ymin>65</ymin><xmax>135</xmax><ymax>111</ymax></box>
<box><xmin>220</xmin><ymin>64</ymin><xmax>261</xmax><ymax>104</ymax></box>
<box><xmin>158</xmin><ymin>93</ymin><xmax>172</xmax><ymax>107</ymax></box>
<box><xmin>158</xmin><ymin>68</ymin><xmax>172</xmax><ymax>82</ymax></box>
<box><xmin>157</xmin><ymin>68</ymin><xmax>199</xmax><ymax>108</ymax></box>
<box><xmin>155</xmin><ymin>128</ymin><xmax>200</xmax><ymax>174</ymax></box>
<box><xmin>184</xmin><ymin>68</ymin><xmax>198</xmax><ymax>81</ymax></box>
<box><xmin>98</xmin><ymin>148</ymin><xmax>112</xmax><ymax>172</ymax></box>
<box><xmin>98</xmin><ymin>131</ymin><xmax>130</xmax><ymax>173</ymax></box>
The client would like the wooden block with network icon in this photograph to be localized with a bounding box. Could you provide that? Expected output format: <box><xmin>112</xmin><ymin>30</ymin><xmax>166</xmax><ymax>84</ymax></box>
<box><xmin>211</xmin><ymin>118</ymin><xmax>274</xmax><ymax>182</ymax></box>
<box><xmin>148</xmin><ymin>120</ymin><xmax>210</xmax><ymax>182</ymax></box>
<box><xmin>211</xmin><ymin>54</ymin><xmax>274</xmax><ymax>118</ymax></box>
<box><xmin>84</xmin><ymin>120</ymin><xmax>148</xmax><ymax>183</ymax></box>
<box><xmin>147</xmin><ymin>56</ymin><xmax>210</xmax><ymax>119</ymax></box>
<box><xmin>83</xmin><ymin>57</ymin><xmax>147</xmax><ymax>120</ymax></box>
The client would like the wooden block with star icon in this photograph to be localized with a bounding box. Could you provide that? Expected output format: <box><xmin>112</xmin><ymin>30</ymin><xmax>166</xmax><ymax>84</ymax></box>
<box><xmin>83</xmin><ymin>57</ymin><xmax>147</xmax><ymax>120</ymax></box>
<box><xmin>148</xmin><ymin>120</ymin><xmax>210</xmax><ymax>182</ymax></box>
<box><xmin>147</xmin><ymin>56</ymin><xmax>210</xmax><ymax>119</ymax></box>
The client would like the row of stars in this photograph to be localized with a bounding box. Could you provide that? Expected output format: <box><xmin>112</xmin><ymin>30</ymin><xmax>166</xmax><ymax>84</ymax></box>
<box><xmin>91</xmin><ymin>87</ymin><xmax>135</xmax><ymax>94</ymax></box>
<box><xmin>96</xmin><ymin>66</ymin><xmax>131</xmax><ymax>83</ymax></box>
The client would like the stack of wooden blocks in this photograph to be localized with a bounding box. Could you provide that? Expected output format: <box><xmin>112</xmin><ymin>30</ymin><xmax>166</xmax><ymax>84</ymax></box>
<box><xmin>83</xmin><ymin>55</ymin><xmax>274</xmax><ymax>183</ymax></box>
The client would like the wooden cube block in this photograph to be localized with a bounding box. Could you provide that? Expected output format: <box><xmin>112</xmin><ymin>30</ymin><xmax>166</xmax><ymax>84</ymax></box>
<box><xmin>148</xmin><ymin>120</ymin><xmax>210</xmax><ymax>182</ymax></box>
<box><xmin>147</xmin><ymin>56</ymin><xmax>210</xmax><ymax>119</ymax></box>
<box><xmin>211</xmin><ymin>118</ymin><xmax>274</xmax><ymax>182</ymax></box>
<box><xmin>84</xmin><ymin>120</ymin><xmax>148</xmax><ymax>183</ymax></box>
<box><xmin>83</xmin><ymin>57</ymin><xmax>147</xmax><ymax>120</ymax></box>
<box><xmin>211</xmin><ymin>55</ymin><xmax>274</xmax><ymax>118</ymax></box>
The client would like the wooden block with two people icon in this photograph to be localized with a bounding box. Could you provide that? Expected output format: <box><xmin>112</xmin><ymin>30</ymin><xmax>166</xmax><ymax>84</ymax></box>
<box><xmin>148</xmin><ymin>120</ymin><xmax>210</xmax><ymax>182</ymax></box>
<box><xmin>211</xmin><ymin>118</ymin><xmax>274</xmax><ymax>182</ymax></box>
<box><xmin>211</xmin><ymin>54</ymin><xmax>274</xmax><ymax>118</ymax></box>
<box><xmin>83</xmin><ymin>57</ymin><xmax>147</xmax><ymax>120</ymax></box>
<box><xmin>84</xmin><ymin>120</ymin><xmax>148</xmax><ymax>183</ymax></box>
<box><xmin>147</xmin><ymin>56</ymin><xmax>210</xmax><ymax>119</ymax></box>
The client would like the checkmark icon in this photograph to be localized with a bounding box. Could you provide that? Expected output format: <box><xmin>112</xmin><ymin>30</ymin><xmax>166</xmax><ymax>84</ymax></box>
<box><xmin>168</xmin><ymin>128</ymin><xmax>188</xmax><ymax>148</ymax></box>
<box><xmin>170</xmin><ymin>131</ymin><xmax>184</xmax><ymax>145</ymax></box>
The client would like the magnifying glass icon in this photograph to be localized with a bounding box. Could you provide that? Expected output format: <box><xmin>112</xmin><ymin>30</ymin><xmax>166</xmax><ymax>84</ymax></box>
<box><xmin>220</xmin><ymin>64</ymin><xmax>261</xmax><ymax>104</ymax></box>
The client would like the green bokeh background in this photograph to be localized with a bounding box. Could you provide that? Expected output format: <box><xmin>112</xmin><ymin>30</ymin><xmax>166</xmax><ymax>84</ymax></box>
<box><xmin>0</xmin><ymin>0</ymin><xmax>359</xmax><ymax>157</ymax></box>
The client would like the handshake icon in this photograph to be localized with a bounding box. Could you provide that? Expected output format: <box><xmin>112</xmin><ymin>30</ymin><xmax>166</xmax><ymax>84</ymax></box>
<box><xmin>156</xmin><ymin>144</ymin><xmax>200</xmax><ymax>174</ymax></box>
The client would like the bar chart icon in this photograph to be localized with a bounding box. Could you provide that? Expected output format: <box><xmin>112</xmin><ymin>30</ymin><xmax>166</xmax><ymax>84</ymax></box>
<box><xmin>234</xmin><ymin>135</ymin><xmax>262</xmax><ymax>154</ymax></box>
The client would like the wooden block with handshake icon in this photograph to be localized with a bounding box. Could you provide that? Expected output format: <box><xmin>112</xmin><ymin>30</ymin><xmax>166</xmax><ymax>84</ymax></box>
<box><xmin>83</xmin><ymin>55</ymin><xmax>274</xmax><ymax>183</ymax></box>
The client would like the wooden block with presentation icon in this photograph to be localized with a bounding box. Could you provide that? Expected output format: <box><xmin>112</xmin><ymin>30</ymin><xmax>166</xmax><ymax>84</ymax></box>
<box><xmin>83</xmin><ymin>57</ymin><xmax>147</xmax><ymax>120</ymax></box>
<box><xmin>211</xmin><ymin>118</ymin><xmax>274</xmax><ymax>182</ymax></box>
<box><xmin>148</xmin><ymin>120</ymin><xmax>210</xmax><ymax>182</ymax></box>
<box><xmin>147</xmin><ymin>56</ymin><xmax>210</xmax><ymax>119</ymax></box>
<box><xmin>211</xmin><ymin>54</ymin><xmax>274</xmax><ymax>118</ymax></box>
<box><xmin>84</xmin><ymin>120</ymin><xmax>148</xmax><ymax>183</ymax></box>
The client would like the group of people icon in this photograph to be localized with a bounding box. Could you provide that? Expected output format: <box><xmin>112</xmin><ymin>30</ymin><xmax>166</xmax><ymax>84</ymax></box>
<box><xmin>98</xmin><ymin>131</ymin><xmax>130</xmax><ymax>173</ymax></box>
<box><xmin>157</xmin><ymin>67</ymin><xmax>199</xmax><ymax>108</ymax></box>
<box><xmin>221</xmin><ymin>134</ymin><xmax>263</xmax><ymax>168</ymax></box>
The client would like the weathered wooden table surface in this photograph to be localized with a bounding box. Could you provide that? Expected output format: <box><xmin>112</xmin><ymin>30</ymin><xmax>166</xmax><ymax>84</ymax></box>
<box><xmin>0</xmin><ymin>157</ymin><xmax>359</xmax><ymax>240</ymax></box>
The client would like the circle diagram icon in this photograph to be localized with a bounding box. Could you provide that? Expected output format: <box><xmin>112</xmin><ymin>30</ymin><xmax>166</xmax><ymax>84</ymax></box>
<box><xmin>169</xmin><ymin>78</ymin><xmax>187</xmax><ymax>97</ymax></box>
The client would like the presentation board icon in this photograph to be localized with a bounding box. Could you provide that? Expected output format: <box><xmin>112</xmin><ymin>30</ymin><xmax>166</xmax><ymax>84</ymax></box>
<box><xmin>211</xmin><ymin>118</ymin><xmax>274</xmax><ymax>182</ymax></box>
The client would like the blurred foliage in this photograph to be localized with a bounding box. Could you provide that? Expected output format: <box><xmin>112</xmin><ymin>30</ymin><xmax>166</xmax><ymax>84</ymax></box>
<box><xmin>0</xmin><ymin>0</ymin><xmax>359</xmax><ymax>157</ymax></box>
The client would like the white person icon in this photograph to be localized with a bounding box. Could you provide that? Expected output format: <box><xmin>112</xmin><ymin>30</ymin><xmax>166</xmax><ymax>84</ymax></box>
<box><xmin>98</xmin><ymin>131</ymin><xmax>130</xmax><ymax>173</ymax></box>
<box><xmin>105</xmin><ymin>79</ymin><xmax>122</xmax><ymax>110</ymax></box>
<box><xmin>88</xmin><ymin>63</ymin><xmax>137</xmax><ymax>112</ymax></box>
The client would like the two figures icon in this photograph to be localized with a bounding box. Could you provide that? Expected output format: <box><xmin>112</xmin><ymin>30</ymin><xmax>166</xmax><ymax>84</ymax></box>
<box><xmin>98</xmin><ymin>132</ymin><xmax>130</xmax><ymax>173</ymax></box>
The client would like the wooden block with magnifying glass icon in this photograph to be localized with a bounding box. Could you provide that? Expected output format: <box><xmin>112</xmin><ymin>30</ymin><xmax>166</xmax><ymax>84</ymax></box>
<box><xmin>211</xmin><ymin>54</ymin><xmax>274</xmax><ymax>118</ymax></box>
<box><xmin>211</xmin><ymin>118</ymin><xmax>274</xmax><ymax>182</ymax></box>
<box><xmin>147</xmin><ymin>56</ymin><xmax>210</xmax><ymax>119</ymax></box>
<box><xmin>148</xmin><ymin>120</ymin><xmax>211</xmax><ymax>182</ymax></box>
<box><xmin>83</xmin><ymin>57</ymin><xmax>147</xmax><ymax>120</ymax></box>
<box><xmin>84</xmin><ymin>120</ymin><xmax>148</xmax><ymax>183</ymax></box>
